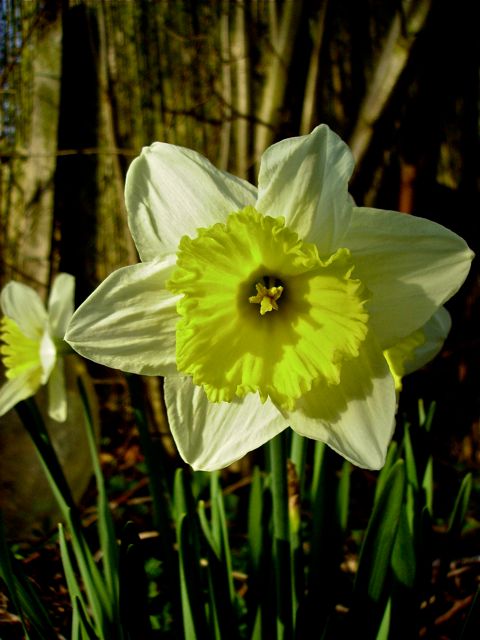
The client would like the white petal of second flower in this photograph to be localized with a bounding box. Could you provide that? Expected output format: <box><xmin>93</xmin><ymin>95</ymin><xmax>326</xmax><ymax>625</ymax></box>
<box><xmin>48</xmin><ymin>273</ymin><xmax>75</xmax><ymax>339</ymax></box>
<box><xmin>40</xmin><ymin>330</ymin><xmax>57</xmax><ymax>384</ymax></box>
<box><xmin>66</xmin><ymin>257</ymin><xmax>179</xmax><ymax>376</ymax></box>
<box><xmin>256</xmin><ymin>124</ymin><xmax>355</xmax><ymax>256</ymax></box>
<box><xmin>0</xmin><ymin>369</ymin><xmax>42</xmax><ymax>417</ymax></box>
<box><xmin>126</xmin><ymin>143</ymin><xmax>257</xmax><ymax>261</ymax></box>
<box><xmin>164</xmin><ymin>376</ymin><xmax>287</xmax><ymax>471</ymax></box>
<box><xmin>285</xmin><ymin>333</ymin><xmax>396</xmax><ymax>470</ymax></box>
<box><xmin>47</xmin><ymin>359</ymin><xmax>67</xmax><ymax>422</ymax></box>
<box><xmin>1</xmin><ymin>282</ymin><xmax>48</xmax><ymax>339</ymax></box>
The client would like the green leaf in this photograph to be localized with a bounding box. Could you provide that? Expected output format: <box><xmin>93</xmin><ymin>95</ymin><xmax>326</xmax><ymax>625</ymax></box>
<box><xmin>248</xmin><ymin>466</ymin><xmax>265</xmax><ymax>573</ymax></box>
<box><xmin>459</xmin><ymin>584</ymin><xmax>480</xmax><ymax>640</ymax></box>
<box><xmin>289</xmin><ymin>430</ymin><xmax>308</xmax><ymax>497</ymax></box>
<box><xmin>58</xmin><ymin>524</ymin><xmax>98</xmax><ymax>638</ymax></box>
<box><xmin>376</xmin><ymin>598</ymin><xmax>391</xmax><ymax>640</ymax></box>
<box><xmin>246</xmin><ymin>467</ymin><xmax>274</xmax><ymax>640</ymax></box>
<box><xmin>0</xmin><ymin>511</ymin><xmax>56</xmax><ymax>639</ymax></box>
<box><xmin>374</xmin><ymin>441</ymin><xmax>399</xmax><ymax>505</ymax></box>
<box><xmin>337</xmin><ymin>460</ymin><xmax>352</xmax><ymax>533</ymax></box>
<box><xmin>119</xmin><ymin>522</ymin><xmax>151</xmax><ymax>639</ymax></box>
<box><xmin>421</xmin><ymin>456</ymin><xmax>433</xmax><ymax>515</ymax></box>
<box><xmin>267</xmin><ymin>432</ymin><xmax>294</xmax><ymax>639</ymax></box>
<box><xmin>210</xmin><ymin>472</ymin><xmax>234</xmax><ymax>602</ymax></box>
<box><xmin>78</xmin><ymin>378</ymin><xmax>119</xmax><ymax>610</ymax></box>
<box><xmin>350</xmin><ymin>460</ymin><xmax>406</xmax><ymax>636</ymax></box>
<box><xmin>176</xmin><ymin>513</ymin><xmax>205</xmax><ymax>640</ymax></box>
<box><xmin>174</xmin><ymin>470</ymin><xmax>208</xmax><ymax>639</ymax></box>
<box><xmin>403</xmin><ymin>424</ymin><xmax>419</xmax><ymax>491</ymax></box>
<box><xmin>448</xmin><ymin>473</ymin><xmax>472</xmax><ymax>538</ymax></box>
<box><xmin>304</xmin><ymin>442</ymin><xmax>341</xmax><ymax>633</ymax></box>
<box><xmin>418</xmin><ymin>399</ymin><xmax>436</xmax><ymax>432</ymax></box>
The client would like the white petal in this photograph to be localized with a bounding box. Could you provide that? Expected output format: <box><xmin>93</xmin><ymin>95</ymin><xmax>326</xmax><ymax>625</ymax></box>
<box><xmin>285</xmin><ymin>333</ymin><xmax>396</xmax><ymax>470</ymax></box>
<box><xmin>164</xmin><ymin>376</ymin><xmax>287</xmax><ymax>471</ymax></box>
<box><xmin>39</xmin><ymin>330</ymin><xmax>57</xmax><ymax>384</ymax></box>
<box><xmin>0</xmin><ymin>369</ymin><xmax>41</xmax><ymax>416</ymax></box>
<box><xmin>66</xmin><ymin>257</ymin><xmax>179</xmax><ymax>376</ymax></box>
<box><xmin>47</xmin><ymin>359</ymin><xmax>67</xmax><ymax>422</ymax></box>
<box><xmin>403</xmin><ymin>307</ymin><xmax>451</xmax><ymax>375</ymax></box>
<box><xmin>345</xmin><ymin>207</ymin><xmax>474</xmax><ymax>348</ymax></box>
<box><xmin>256</xmin><ymin>124</ymin><xmax>355</xmax><ymax>255</ymax></box>
<box><xmin>126</xmin><ymin>143</ymin><xmax>257</xmax><ymax>261</ymax></box>
<box><xmin>48</xmin><ymin>273</ymin><xmax>75</xmax><ymax>338</ymax></box>
<box><xmin>1</xmin><ymin>282</ymin><xmax>47</xmax><ymax>338</ymax></box>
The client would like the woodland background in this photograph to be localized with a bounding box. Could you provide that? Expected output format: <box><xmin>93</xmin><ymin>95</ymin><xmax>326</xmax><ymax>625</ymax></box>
<box><xmin>0</xmin><ymin>0</ymin><xmax>479</xmax><ymax>636</ymax></box>
<box><xmin>1</xmin><ymin>0</ymin><xmax>479</xmax><ymax>466</ymax></box>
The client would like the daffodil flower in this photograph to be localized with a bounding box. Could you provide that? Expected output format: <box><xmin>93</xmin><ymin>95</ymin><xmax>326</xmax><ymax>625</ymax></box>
<box><xmin>0</xmin><ymin>274</ymin><xmax>75</xmax><ymax>421</ymax></box>
<box><xmin>384</xmin><ymin>306</ymin><xmax>452</xmax><ymax>392</ymax></box>
<box><xmin>65</xmin><ymin>125</ymin><xmax>473</xmax><ymax>470</ymax></box>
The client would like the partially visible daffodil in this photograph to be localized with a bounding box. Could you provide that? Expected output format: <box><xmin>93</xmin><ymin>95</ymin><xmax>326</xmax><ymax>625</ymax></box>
<box><xmin>0</xmin><ymin>274</ymin><xmax>75</xmax><ymax>421</ymax></box>
<box><xmin>65</xmin><ymin>125</ymin><xmax>473</xmax><ymax>471</ymax></box>
<box><xmin>384</xmin><ymin>307</ymin><xmax>452</xmax><ymax>393</ymax></box>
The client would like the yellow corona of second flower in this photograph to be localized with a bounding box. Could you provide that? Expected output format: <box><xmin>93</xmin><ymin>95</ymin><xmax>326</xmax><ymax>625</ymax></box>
<box><xmin>1</xmin><ymin>317</ymin><xmax>44</xmax><ymax>381</ymax></box>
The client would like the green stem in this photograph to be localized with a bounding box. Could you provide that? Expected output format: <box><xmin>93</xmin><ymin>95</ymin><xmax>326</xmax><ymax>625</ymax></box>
<box><xmin>126</xmin><ymin>374</ymin><xmax>182</xmax><ymax>638</ymax></box>
<box><xmin>16</xmin><ymin>399</ymin><xmax>76</xmax><ymax>509</ymax></box>
<box><xmin>268</xmin><ymin>432</ymin><xmax>293</xmax><ymax>640</ymax></box>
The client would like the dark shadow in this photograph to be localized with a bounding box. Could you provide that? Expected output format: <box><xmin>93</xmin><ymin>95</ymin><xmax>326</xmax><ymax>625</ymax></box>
<box><xmin>53</xmin><ymin>3</ymin><xmax>100</xmax><ymax>306</ymax></box>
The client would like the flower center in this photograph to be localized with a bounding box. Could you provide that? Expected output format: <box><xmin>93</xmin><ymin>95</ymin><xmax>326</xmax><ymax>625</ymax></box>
<box><xmin>249</xmin><ymin>277</ymin><xmax>284</xmax><ymax>315</ymax></box>
<box><xmin>167</xmin><ymin>206</ymin><xmax>369</xmax><ymax>409</ymax></box>
<box><xmin>0</xmin><ymin>316</ymin><xmax>41</xmax><ymax>379</ymax></box>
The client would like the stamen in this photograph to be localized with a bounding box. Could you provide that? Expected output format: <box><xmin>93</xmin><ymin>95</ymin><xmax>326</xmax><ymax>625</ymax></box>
<box><xmin>249</xmin><ymin>280</ymin><xmax>284</xmax><ymax>315</ymax></box>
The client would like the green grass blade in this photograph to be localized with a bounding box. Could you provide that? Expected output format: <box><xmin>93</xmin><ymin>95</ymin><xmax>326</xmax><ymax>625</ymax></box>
<box><xmin>119</xmin><ymin>522</ymin><xmax>151</xmax><ymax>639</ymax></box>
<box><xmin>337</xmin><ymin>460</ymin><xmax>352</xmax><ymax>533</ymax></box>
<box><xmin>174</xmin><ymin>470</ymin><xmax>208</xmax><ymax>639</ymax></box>
<box><xmin>448</xmin><ymin>472</ymin><xmax>472</xmax><ymax>538</ymax></box>
<box><xmin>0</xmin><ymin>512</ymin><xmax>56</xmax><ymax>639</ymax></box>
<box><xmin>75</xmin><ymin>597</ymin><xmax>101</xmax><ymax>640</ymax></box>
<box><xmin>350</xmin><ymin>460</ymin><xmax>406</xmax><ymax>637</ymax></box>
<box><xmin>246</xmin><ymin>466</ymin><xmax>274</xmax><ymax>640</ymax></box>
<box><xmin>176</xmin><ymin>513</ymin><xmax>206</xmax><ymax>640</ymax></box>
<box><xmin>374</xmin><ymin>441</ymin><xmax>399</xmax><ymax>505</ymax></box>
<box><xmin>418</xmin><ymin>399</ymin><xmax>436</xmax><ymax>432</ymax></box>
<box><xmin>198</xmin><ymin>500</ymin><xmax>220</xmax><ymax>558</ymax></box>
<box><xmin>58</xmin><ymin>524</ymin><xmax>99</xmax><ymax>638</ymax></box>
<box><xmin>289</xmin><ymin>430</ymin><xmax>308</xmax><ymax>497</ymax></box>
<box><xmin>403</xmin><ymin>424</ymin><xmax>419</xmax><ymax>491</ymax></box>
<box><xmin>422</xmin><ymin>456</ymin><xmax>434</xmax><ymax>515</ymax></box>
<box><xmin>267</xmin><ymin>432</ymin><xmax>294</xmax><ymax>639</ymax></box>
<box><xmin>376</xmin><ymin>598</ymin><xmax>391</xmax><ymax>640</ymax></box>
<box><xmin>304</xmin><ymin>442</ymin><xmax>341</xmax><ymax>634</ymax></box>
<box><xmin>210</xmin><ymin>472</ymin><xmax>235</xmax><ymax>602</ymax></box>
<box><xmin>128</xmin><ymin>375</ymin><xmax>181</xmax><ymax>636</ymax></box>
<box><xmin>78</xmin><ymin>378</ymin><xmax>119</xmax><ymax>609</ymax></box>
<box><xmin>248</xmin><ymin>466</ymin><xmax>265</xmax><ymax>573</ymax></box>
<box><xmin>126</xmin><ymin>375</ymin><xmax>173</xmax><ymax>530</ymax></box>
<box><xmin>459</xmin><ymin>584</ymin><xmax>480</xmax><ymax>640</ymax></box>
<box><xmin>64</xmin><ymin>508</ymin><xmax>111</xmax><ymax>635</ymax></box>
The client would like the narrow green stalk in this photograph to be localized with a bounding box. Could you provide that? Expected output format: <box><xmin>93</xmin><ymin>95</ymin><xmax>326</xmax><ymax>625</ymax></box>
<box><xmin>77</xmin><ymin>378</ymin><xmax>120</xmax><ymax>625</ymax></box>
<box><xmin>16</xmin><ymin>399</ymin><xmax>76</xmax><ymax>509</ymax></box>
<box><xmin>267</xmin><ymin>432</ymin><xmax>293</xmax><ymax>640</ymax></box>
<box><xmin>0</xmin><ymin>511</ymin><xmax>56</xmax><ymax>639</ymax></box>
<box><xmin>16</xmin><ymin>398</ymin><xmax>111</xmax><ymax>634</ymax></box>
